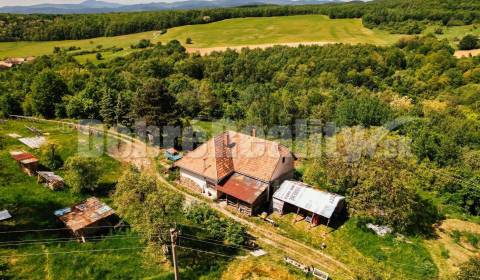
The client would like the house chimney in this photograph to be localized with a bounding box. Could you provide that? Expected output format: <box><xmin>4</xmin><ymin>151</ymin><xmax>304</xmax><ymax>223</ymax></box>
<box><xmin>251</xmin><ymin>128</ymin><xmax>256</xmax><ymax>137</ymax></box>
<box><xmin>226</xmin><ymin>133</ymin><xmax>230</xmax><ymax>146</ymax></box>
<box><xmin>203</xmin><ymin>158</ymin><xmax>207</xmax><ymax>170</ymax></box>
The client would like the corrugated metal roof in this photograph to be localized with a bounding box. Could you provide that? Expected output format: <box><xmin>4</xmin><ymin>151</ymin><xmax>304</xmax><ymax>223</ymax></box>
<box><xmin>216</xmin><ymin>173</ymin><xmax>268</xmax><ymax>204</ymax></box>
<box><xmin>273</xmin><ymin>181</ymin><xmax>345</xmax><ymax>219</ymax></box>
<box><xmin>37</xmin><ymin>171</ymin><xmax>63</xmax><ymax>182</ymax></box>
<box><xmin>10</xmin><ymin>151</ymin><xmax>37</xmax><ymax>162</ymax></box>
<box><xmin>0</xmin><ymin>210</ymin><xmax>12</xmax><ymax>221</ymax></box>
<box><xmin>57</xmin><ymin>197</ymin><xmax>115</xmax><ymax>232</ymax></box>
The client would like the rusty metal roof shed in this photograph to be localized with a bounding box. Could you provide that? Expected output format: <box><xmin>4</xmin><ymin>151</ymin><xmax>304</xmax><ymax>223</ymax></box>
<box><xmin>216</xmin><ymin>173</ymin><xmax>268</xmax><ymax>204</ymax></box>
<box><xmin>57</xmin><ymin>197</ymin><xmax>115</xmax><ymax>232</ymax></box>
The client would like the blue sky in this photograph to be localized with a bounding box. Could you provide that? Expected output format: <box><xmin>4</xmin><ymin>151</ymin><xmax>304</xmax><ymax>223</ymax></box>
<box><xmin>0</xmin><ymin>0</ymin><xmax>179</xmax><ymax>6</ymax></box>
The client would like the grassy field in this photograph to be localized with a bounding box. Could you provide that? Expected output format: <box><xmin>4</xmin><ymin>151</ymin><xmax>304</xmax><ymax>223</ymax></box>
<box><xmin>1</xmin><ymin>15</ymin><xmax>477</xmax><ymax>62</ymax></box>
<box><xmin>0</xmin><ymin>119</ymin><xmax>172</xmax><ymax>279</ymax></box>
<box><xmin>0</xmin><ymin>15</ymin><xmax>400</xmax><ymax>60</ymax></box>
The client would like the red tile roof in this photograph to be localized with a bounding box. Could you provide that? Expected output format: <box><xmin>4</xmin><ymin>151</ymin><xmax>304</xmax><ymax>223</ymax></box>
<box><xmin>175</xmin><ymin>131</ymin><xmax>292</xmax><ymax>182</ymax></box>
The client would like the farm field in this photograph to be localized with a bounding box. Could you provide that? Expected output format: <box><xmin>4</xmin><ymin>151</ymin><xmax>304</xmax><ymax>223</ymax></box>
<box><xmin>0</xmin><ymin>15</ymin><xmax>401</xmax><ymax>60</ymax></box>
<box><xmin>1</xmin><ymin>15</ymin><xmax>477</xmax><ymax>62</ymax></box>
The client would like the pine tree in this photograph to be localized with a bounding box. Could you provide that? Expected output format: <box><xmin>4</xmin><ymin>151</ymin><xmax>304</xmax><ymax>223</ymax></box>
<box><xmin>100</xmin><ymin>88</ymin><xmax>116</xmax><ymax>127</ymax></box>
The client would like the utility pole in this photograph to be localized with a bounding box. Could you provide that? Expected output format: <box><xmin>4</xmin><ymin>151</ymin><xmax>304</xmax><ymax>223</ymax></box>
<box><xmin>170</xmin><ymin>228</ymin><xmax>179</xmax><ymax>280</ymax></box>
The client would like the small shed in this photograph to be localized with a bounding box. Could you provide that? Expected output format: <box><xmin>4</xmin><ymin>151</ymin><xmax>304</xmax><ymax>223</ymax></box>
<box><xmin>55</xmin><ymin>197</ymin><xmax>116</xmax><ymax>241</ymax></box>
<box><xmin>10</xmin><ymin>151</ymin><xmax>39</xmax><ymax>176</ymax></box>
<box><xmin>18</xmin><ymin>136</ymin><xmax>45</xmax><ymax>149</ymax></box>
<box><xmin>165</xmin><ymin>148</ymin><xmax>182</xmax><ymax>161</ymax></box>
<box><xmin>37</xmin><ymin>171</ymin><xmax>64</xmax><ymax>191</ymax></box>
<box><xmin>216</xmin><ymin>173</ymin><xmax>269</xmax><ymax>216</ymax></box>
<box><xmin>0</xmin><ymin>210</ymin><xmax>12</xmax><ymax>221</ymax></box>
<box><xmin>273</xmin><ymin>181</ymin><xmax>345</xmax><ymax>227</ymax></box>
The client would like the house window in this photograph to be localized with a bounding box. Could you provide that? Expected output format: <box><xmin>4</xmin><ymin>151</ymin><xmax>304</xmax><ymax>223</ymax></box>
<box><xmin>282</xmin><ymin>157</ymin><xmax>285</xmax><ymax>163</ymax></box>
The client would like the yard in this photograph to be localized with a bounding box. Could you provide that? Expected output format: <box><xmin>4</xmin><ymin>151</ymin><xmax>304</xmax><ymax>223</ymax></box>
<box><xmin>0</xmin><ymin>119</ymin><xmax>170</xmax><ymax>279</ymax></box>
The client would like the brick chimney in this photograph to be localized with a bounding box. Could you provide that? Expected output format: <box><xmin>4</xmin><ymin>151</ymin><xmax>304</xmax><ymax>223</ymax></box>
<box><xmin>251</xmin><ymin>128</ymin><xmax>256</xmax><ymax>137</ymax></box>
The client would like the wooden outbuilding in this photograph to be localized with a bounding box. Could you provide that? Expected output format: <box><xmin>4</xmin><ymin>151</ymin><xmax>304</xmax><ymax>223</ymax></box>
<box><xmin>10</xmin><ymin>151</ymin><xmax>39</xmax><ymax>176</ymax></box>
<box><xmin>37</xmin><ymin>171</ymin><xmax>64</xmax><ymax>191</ymax></box>
<box><xmin>216</xmin><ymin>173</ymin><xmax>269</xmax><ymax>216</ymax></box>
<box><xmin>55</xmin><ymin>197</ymin><xmax>116</xmax><ymax>241</ymax></box>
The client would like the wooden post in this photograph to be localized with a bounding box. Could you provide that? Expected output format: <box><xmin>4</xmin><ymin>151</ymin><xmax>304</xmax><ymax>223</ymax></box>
<box><xmin>170</xmin><ymin>228</ymin><xmax>180</xmax><ymax>280</ymax></box>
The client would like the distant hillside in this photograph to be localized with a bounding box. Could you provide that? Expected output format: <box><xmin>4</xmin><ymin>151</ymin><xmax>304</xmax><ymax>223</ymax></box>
<box><xmin>0</xmin><ymin>0</ymin><xmax>343</xmax><ymax>14</ymax></box>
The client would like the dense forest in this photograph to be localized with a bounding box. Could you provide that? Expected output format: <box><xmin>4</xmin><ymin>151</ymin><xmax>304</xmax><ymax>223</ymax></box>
<box><xmin>1</xmin><ymin>34</ymin><xmax>479</xmax><ymax>234</ymax></box>
<box><xmin>0</xmin><ymin>0</ymin><xmax>479</xmax><ymax>41</ymax></box>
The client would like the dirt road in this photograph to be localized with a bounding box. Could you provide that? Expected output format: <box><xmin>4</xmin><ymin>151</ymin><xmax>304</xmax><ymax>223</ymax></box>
<box><xmin>186</xmin><ymin>41</ymin><xmax>334</xmax><ymax>55</ymax></box>
<box><xmin>454</xmin><ymin>48</ymin><xmax>480</xmax><ymax>58</ymax></box>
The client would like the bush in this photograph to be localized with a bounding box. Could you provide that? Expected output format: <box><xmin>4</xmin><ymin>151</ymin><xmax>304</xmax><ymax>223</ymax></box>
<box><xmin>64</xmin><ymin>156</ymin><xmax>102</xmax><ymax>194</ymax></box>
<box><xmin>434</xmin><ymin>28</ymin><xmax>444</xmax><ymax>35</ymax></box>
<box><xmin>96</xmin><ymin>53</ymin><xmax>103</xmax><ymax>60</ymax></box>
<box><xmin>459</xmin><ymin>35</ymin><xmax>479</xmax><ymax>50</ymax></box>
<box><xmin>131</xmin><ymin>39</ymin><xmax>152</xmax><ymax>49</ymax></box>
<box><xmin>185</xmin><ymin>37</ymin><xmax>193</xmax><ymax>44</ymax></box>
<box><xmin>185</xmin><ymin>203</ymin><xmax>247</xmax><ymax>245</ymax></box>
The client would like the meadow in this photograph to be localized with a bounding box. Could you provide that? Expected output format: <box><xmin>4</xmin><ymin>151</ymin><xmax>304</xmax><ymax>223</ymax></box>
<box><xmin>1</xmin><ymin>15</ymin><xmax>476</xmax><ymax>63</ymax></box>
<box><xmin>0</xmin><ymin>15</ymin><xmax>400</xmax><ymax>60</ymax></box>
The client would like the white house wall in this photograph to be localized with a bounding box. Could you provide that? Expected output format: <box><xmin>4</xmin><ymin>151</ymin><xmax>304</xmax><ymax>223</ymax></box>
<box><xmin>179</xmin><ymin>169</ymin><xmax>217</xmax><ymax>199</ymax></box>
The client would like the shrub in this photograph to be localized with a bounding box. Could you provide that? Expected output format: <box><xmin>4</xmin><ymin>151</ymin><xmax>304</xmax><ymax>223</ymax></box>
<box><xmin>131</xmin><ymin>39</ymin><xmax>152</xmax><ymax>49</ymax></box>
<box><xmin>185</xmin><ymin>203</ymin><xmax>247</xmax><ymax>245</ymax></box>
<box><xmin>459</xmin><ymin>35</ymin><xmax>479</xmax><ymax>50</ymax></box>
<box><xmin>434</xmin><ymin>28</ymin><xmax>444</xmax><ymax>35</ymax></box>
<box><xmin>64</xmin><ymin>156</ymin><xmax>102</xmax><ymax>194</ymax></box>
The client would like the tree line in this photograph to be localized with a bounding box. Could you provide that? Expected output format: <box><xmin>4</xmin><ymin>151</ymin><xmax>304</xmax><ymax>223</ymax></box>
<box><xmin>1</xmin><ymin>0</ymin><xmax>480</xmax><ymax>42</ymax></box>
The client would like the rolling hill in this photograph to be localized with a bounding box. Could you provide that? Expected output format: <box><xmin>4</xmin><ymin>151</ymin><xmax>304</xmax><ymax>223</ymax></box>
<box><xmin>0</xmin><ymin>0</ymin><xmax>344</xmax><ymax>14</ymax></box>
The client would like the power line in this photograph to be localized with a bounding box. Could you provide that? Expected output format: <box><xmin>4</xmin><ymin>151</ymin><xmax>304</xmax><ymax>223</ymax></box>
<box><xmin>0</xmin><ymin>234</ymin><xmax>147</xmax><ymax>248</ymax></box>
<box><xmin>0</xmin><ymin>224</ymin><xmax>131</xmax><ymax>234</ymax></box>
<box><xmin>179</xmin><ymin>235</ymin><xmax>253</xmax><ymax>250</ymax></box>
<box><xmin>179</xmin><ymin>236</ymin><xmax>249</xmax><ymax>251</ymax></box>
<box><xmin>176</xmin><ymin>245</ymin><xmax>240</xmax><ymax>259</ymax></box>
<box><xmin>0</xmin><ymin>232</ymin><xmax>140</xmax><ymax>245</ymax></box>
<box><xmin>0</xmin><ymin>246</ymin><xmax>148</xmax><ymax>259</ymax></box>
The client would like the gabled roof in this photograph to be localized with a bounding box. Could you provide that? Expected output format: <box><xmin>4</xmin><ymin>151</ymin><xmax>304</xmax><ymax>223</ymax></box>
<box><xmin>175</xmin><ymin>131</ymin><xmax>292</xmax><ymax>182</ymax></box>
<box><xmin>273</xmin><ymin>181</ymin><xmax>345</xmax><ymax>219</ymax></box>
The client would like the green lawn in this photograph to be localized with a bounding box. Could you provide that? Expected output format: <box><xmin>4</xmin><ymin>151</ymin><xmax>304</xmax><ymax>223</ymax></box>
<box><xmin>424</xmin><ymin>24</ymin><xmax>480</xmax><ymax>45</ymax></box>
